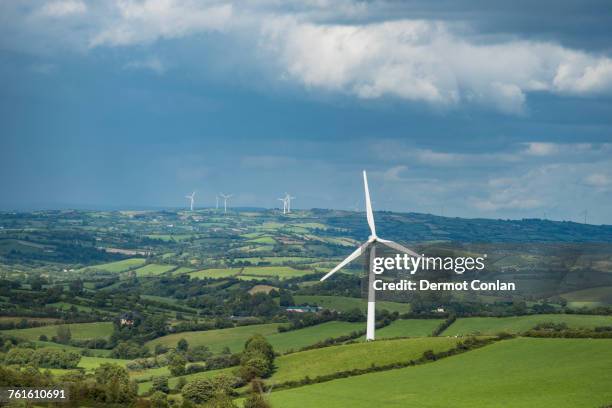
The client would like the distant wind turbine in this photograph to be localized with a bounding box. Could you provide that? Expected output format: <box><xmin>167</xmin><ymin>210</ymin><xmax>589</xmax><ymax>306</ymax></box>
<box><xmin>278</xmin><ymin>197</ymin><xmax>288</xmax><ymax>214</ymax></box>
<box><xmin>320</xmin><ymin>171</ymin><xmax>421</xmax><ymax>341</ymax></box>
<box><xmin>219</xmin><ymin>193</ymin><xmax>232</xmax><ymax>214</ymax></box>
<box><xmin>185</xmin><ymin>192</ymin><xmax>196</xmax><ymax>211</ymax></box>
<box><xmin>216</xmin><ymin>195</ymin><xmax>219</xmax><ymax>210</ymax></box>
<box><xmin>581</xmin><ymin>209</ymin><xmax>588</xmax><ymax>224</ymax></box>
<box><xmin>284</xmin><ymin>193</ymin><xmax>295</xmax><ymax>213</ymax></box>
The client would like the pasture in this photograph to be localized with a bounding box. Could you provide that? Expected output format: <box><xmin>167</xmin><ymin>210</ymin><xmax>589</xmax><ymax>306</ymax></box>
<box><xmin>145</xmin><ymin>323</ymin><xmax>283</xmax><ymax>354</ymax></box>
<box><xmin>133</xmin><ymin>264</ymin><xmax>176</xmax><ymax>276</ymax></box>
<box><xmin>266</xmin><ymin>321</ymin><xmax>364</xmax><ymax>353</ymax></box>
<box><xmin>269</xmin><ymin>338</ymin><xmax>612</xmax><ymax>408</ymax></box>
<box><xmin>2</xmin><ymin>322</ymin><xmax>114</xmax><ymax>341</ymax></box>
<box><xmin>188</xmin><ymin>268</ymin><xmax>241</xmax><ymax>279</ymax></box>
<box><xmin>78</xmin><ymin>356</ymin><xmax>128</xmax><ymax>371</ymax></box>
<box><xmin>294</xmin><ymin>295</ymin><xmax>411</xmax><ymax>314</ymax></box>
<box><xmin>374</xmin><ymin>319</ymin><xmax>444</xmax><ymax>338</ymax></box>
<box><xmin>442</xmin><ymin>314</ymin><xmax>612</xmax><ymax>336</ymax></box>
<box><xmin>33</xmin><ymin>341</ymin><xmax>112</xmax><ymax>357</ymax></box>
<box><xmin>242</xmin><ymin>266</ymin><xmax>313</xmax><ymax>279</ymax></box>
<box><xmin>269</xmin><ymin>337</ymin><xmax>461</xmax><ymax>384</ymax></box>
<box><xmin>84</xmin><ymin>258</ymin><xmax>146</xmax><ymax>273</ymax></box>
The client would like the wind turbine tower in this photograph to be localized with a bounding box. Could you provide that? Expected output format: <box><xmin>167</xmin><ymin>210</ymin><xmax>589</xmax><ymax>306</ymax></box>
<box><xmin>284</xmin><ymin>193</ymin><xmax>295</xmax><ymax>213</ymax></box>
<box><xmin>185</xmin><ymin>192</ymin><xmax>196</xmax><ymax>211</ymax></box>
<box><xmin>320</xmin><ymin>171</ymin><xmax>421</xmax><ymax>341</ymax></box>
<box><xmin>278</xmin><ymin>197</ymin><xmax>288</xmax><ymax>214</ymax></box>
<box><xmin>219</xmin><ymin>193</ymin><xmax>232</xmax><ymax>214</ymax></box>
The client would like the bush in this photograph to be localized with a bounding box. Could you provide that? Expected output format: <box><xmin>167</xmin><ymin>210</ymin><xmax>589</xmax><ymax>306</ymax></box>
<box><xmin>185</xmin><ymin>345</ymin><xmax>212</xmax><ymax>362</ymax></box>
<box><xmin>236</xmin><ymin>335</ymin><xmax>275</xmax><ymax>382</ymax></box>
<box><xmin>169</xmin><ymin>353</ymin><xmax>187</xmax><ymax>376</ymax></box>
<box><xmin>181</xmin><ymin>375</ymin><xmax>234</xmax><ymax>405</ymax></box>
<box><xmin>150</xmin><ymin>391</ymin><xmax>169</xmax><ymax>408</ymax></box>
<box><xmin>243</xmin><ymin>393</ymin><xmax>271</xmax><ymax>408</ymax></box>
<box><xmin>94</xmin><ymin>363</ymin><xmax>138</xmax><ymax>404</ymax></box>
<box><xmin>177</xmin><ymin>338</ymin><xmax>189</xmax><ymax>352</ymax></box>
<box><xmin>152</xmin><ymin>375</ymin><xmax>169</xmax><ymax>394</ymax></box>
<box><xmin>111</xmin><ymin>341</ymin><xmax>150</xmax><ymax>359</ymax></box>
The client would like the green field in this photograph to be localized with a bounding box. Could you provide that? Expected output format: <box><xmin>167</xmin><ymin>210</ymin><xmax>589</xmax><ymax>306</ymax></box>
<box><xmin>247</xmin><ymin>236</ymin><xmax>277</xmax><ymax>244</ymax></box>
<box><xmin>269</xmin><ymin>338</ymin><xmax>612</xmax><ymax>408</ymax></box>
<box><xmin>242</xmin><ymin>266</ymin><xmax>313</xmax><ymax>279</ymax></box>
<box><xmin>561</xmin><ymin>286</ymin><xmax>612</xmax><ymax>307</ymax></box>
<box><xmin>78</xmin><ymin>356</ymin><xmax>128</xmax><ymax>371</ymax></box>
<box><xmin>145</xmin><ymin>234</ymin><xmax>194</xmax><ymax>242</ymax></box>
<box><xmin>33</xmin><ymin>341</ymin><xmax>112</xmax><ymax>357</ymax></box>
<box><xmin>146</xmin><ymin>323</ymin><xmax>283</xmax><ymax>353</ymax></box>
<box><xmin>443</xmin><ymin>314</ymin><xmax>612</xmax><ymax>336</ymax></box>
<box><xmin>146</xmin><ymin>321</ymin><xmax>365</xmax><ymax>355</ymax></box>
<box><xmin>294</xmin><ymin>295</ymin><xmax>411</xmax><ymax>314</ymax></box>
<box><xmin>2</xmin><ymin>322</ymin><xmax>114</xmax><ymax>341</ymax></box>
<box><xmin>85</xmin><ymin>258</ymin><xmax>146</xmax><ymax>273</ymax></box>
<box><xmin>133</xmin><ymin>264</ymin><xmax>176</xmax><ymax>276</ymax></box>
<box><xmin>374</xmin><ymin>319</ymin><xmax>444</xmax><ymax>338</ymax></box>
<box><xmin>47</xmin><ymin>302</ymin><xmax>94</xmax><ymax>312</ymax></box>
<box><xmin>237</xmin><ymin>256</ymin><xmax>316</xmax><ymax>265</ymax></box>
<box><xmin>265</xmin><ymin>321</ymin><xmax>364</xmax><ymax>353</ymax></box>
<box><xmin>172</xmin><ymin>267</ymin><xmax>196</xmax><ymax>275</ymax></box>
<box><xmin>188</xmin><ymin>268</ymin><xmax>241</xmax><ymax>279</ymax></box>
<box><xmin>269</xmin><ymin>337</ymin><xmax>461</xmax><ymax>384</ymax></box>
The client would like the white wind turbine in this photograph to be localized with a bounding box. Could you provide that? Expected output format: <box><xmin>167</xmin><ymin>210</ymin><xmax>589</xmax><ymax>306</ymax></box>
<box><xmin>284</xmin><ymin>193</ymin><xmax>295</xmax><ymax>213</ymax></box>
<box><xmin>278</xmin><ymin>197</ymin><xmax>288</xmax><ymax>214</ymax></box>
<box><xmin>219</xmin><ymin>193</ymin><xmax>232</xmax><ymax>214</ymax></box>
<box><xmin>185</xmin><ymin>192</ymin><xmax>196</xmax><ymax>211</ymax></box>
<box><xmin>216</xmin><ymin>195</ymin><xmax>219</xmax><ymax>210</ymax></box>
<box><xmin>320</xmin><ymin>171</ymin><xmax>421</xmax><ymax>341</ymax></box>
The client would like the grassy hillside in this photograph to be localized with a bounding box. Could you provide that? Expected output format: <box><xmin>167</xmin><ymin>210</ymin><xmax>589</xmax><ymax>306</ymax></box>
<box><xmin>270</xmin><ymin>337</ymin><xmax>461</xmax><ymax>384</ymax></box>
<box><xmin>188</xmin><ymin>268</ymin><xmax>241</xmax><ymax>279</ymax></box>
<box><xmin>146</xmin><ymin>323</ymin><xmax>283</xmax><ymax>353</ymax></box>
<box><xmin>33</xmin><ymin>341</ymin><xmax>112</xmax><ymax>357</ymax></box>
<box><xmin>561</xmin><ymin>286</ymin><xmax>612</xmax><ymax>308</ymax></box>
<box><xmin>373</xmin><ymin>319</ymin><xmax>444</xmax><ymax>338</ymax></box>
<box><xmin>269</xmin><ymin>338</ymin><xmax>612</xmax><ymax>408</ymax></box>
<box><xmin>133</xmin><ymin>264</ymin><xmax>176</xmax><ymax>276</ymax></box>
<box><xmin>78</xmin><ymin>356</ymin><xmax>128</xmax><ymax>371</ymax></box>
<box><xmin>294</xmin><ymin>295</ymin><xmax>411</xmax><ymax>314</ymax></box>
<box><xmin>2</xmin><ymin>322</ymin><xmax>114</xmax><ymax>341</ymax></box>
<box><xmin>242</xmin><ymin>266</ymin><xmax>313</xmax><ymax>279</ymax></box>
<box><xmin>443</xmin><ymin>314</ymin><xmax>612</xmax><ymax>336</ymax></box>
<box><xmin>266</xmin><ymin>321</ymin><xmax>364</xmax><ymax>353</ymax></box>
<box><xmin>85</xmin><ymin>258</ymin><xmax>145</xmax><ymax>273</ymax></box>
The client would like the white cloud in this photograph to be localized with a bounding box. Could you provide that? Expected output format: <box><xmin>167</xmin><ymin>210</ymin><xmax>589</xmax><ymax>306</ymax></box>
<box><xmin>261</xmin><ymin>19</ymin><xmax>612</xmax><ymax>113</ymax></box>
<box><xmin>40</xmin><ymin>0</ymin><xmax>86</xmax><ymax>17</ymax></box>
<box><xmin>89</xmin><ymin>0</ymin><xmax>233</xmax><ymax>47</ymax></box>
<box><xmin>5</xmin><ymin>2</ymin><xmax>612</xmax><ymax>114</ymax></box>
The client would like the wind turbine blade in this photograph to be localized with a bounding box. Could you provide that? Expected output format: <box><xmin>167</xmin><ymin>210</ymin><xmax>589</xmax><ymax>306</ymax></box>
<box><xmin>363</xmin><ymin>170</ymin><xmax>376</xmax><ymax>237</ymax></box>
<box><xmin>320</xmin><ymin>240</ymin><xmax>372</xmax><ymax>281</ymax></box>
<box><xmin>378</xmin><ymin>238</ymin><xmax>421</xmax><ymax>258</ymax></box>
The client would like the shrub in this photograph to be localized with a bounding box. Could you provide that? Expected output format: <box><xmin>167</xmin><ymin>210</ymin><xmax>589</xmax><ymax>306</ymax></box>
<box><xmin>181</xmin><ymin>375</ymin><xmax>234</xmax><ymax>405</ymax></box>
<box><xmin>150</xmin><ymin>391</ymin><xmax>169</xmax><ymax>408</ymax></box>
<box><xmin>169</xmin><ymin>353</ymin><xmax>187</xmax><ymax>376</ymax></box>
<box><xmin>152</xmin><ymin>375</ymin><xmax>170</xmax><ymax>394</ymax></box>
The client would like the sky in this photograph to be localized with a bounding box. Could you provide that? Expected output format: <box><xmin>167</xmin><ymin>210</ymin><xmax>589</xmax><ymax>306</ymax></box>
<box><xmin>0</xmin><ymin>0</ymin><xmax>611</xmax><ymax>224</ymax></box>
